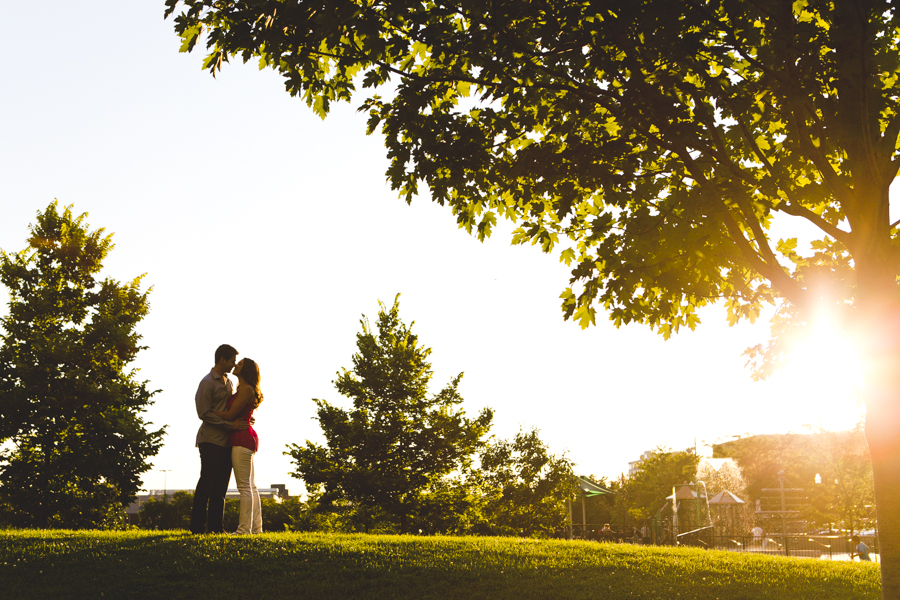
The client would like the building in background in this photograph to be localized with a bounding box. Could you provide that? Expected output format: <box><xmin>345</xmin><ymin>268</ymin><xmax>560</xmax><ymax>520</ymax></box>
<box><xmin>126</xmin><ymin>484</ymin><xmax>290</xmax><ymax>519</ymax></box>
<box><xmin>628</xmin><ymin>451</ymin><xmax>656</xmax><ymax>476</ymax></box>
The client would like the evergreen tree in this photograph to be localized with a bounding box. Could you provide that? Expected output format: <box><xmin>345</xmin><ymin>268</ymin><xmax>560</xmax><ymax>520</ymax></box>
<box><xmin>287</xmin><ymin>295</ymin><xmax>493</xmax><ymax>533</ymax></box>
<box><xmin>0</xmin><ymin>202</ymin><xmax>165</xmax><ymax>528</ymax></box>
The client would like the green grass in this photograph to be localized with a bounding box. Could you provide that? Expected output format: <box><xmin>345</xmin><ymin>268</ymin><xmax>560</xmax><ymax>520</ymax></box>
<box><xmin>0</xmin><ymin>529</ymin><xmax>881</xmax><ymax>599</ymax></box>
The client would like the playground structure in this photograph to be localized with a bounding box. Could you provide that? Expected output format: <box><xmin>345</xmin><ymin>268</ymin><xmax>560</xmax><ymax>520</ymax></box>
<box><xmin>566</xmin><ymin>471</ymin><xmax>879</xmax><ymax>561</ymax></box>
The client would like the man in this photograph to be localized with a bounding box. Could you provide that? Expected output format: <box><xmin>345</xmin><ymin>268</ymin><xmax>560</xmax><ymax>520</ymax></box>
<box><xmin>751</xmin><ymin>525</ymin><xmax>765</xmax><ymax>549</ymax></box>
<box><xmin>190</xmin><ymin>344</ymin><xmax>247</xmax><ymax>534</ymax></box>
<box><xmin>851</xmin><ymin>534</ymin><xmax>872</xmax><ymax>561</ymax></box>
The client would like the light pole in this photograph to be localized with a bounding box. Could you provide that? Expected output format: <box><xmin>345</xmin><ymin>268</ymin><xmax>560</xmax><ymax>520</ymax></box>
<box><xmin>160</xmin><ymin>470</ymin><xmax>171</xmax><ymax>502</ymax></box>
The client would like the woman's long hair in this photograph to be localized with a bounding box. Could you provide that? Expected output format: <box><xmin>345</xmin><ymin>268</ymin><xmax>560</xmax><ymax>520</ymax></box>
<box><xmin>239</xmin><ymin>358</ymin><xmax>264</xmax><ymax>408</ymax></box>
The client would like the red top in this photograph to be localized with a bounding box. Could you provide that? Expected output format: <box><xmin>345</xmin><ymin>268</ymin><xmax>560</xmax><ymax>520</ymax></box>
<box><xmin>227</xmin><ymin>392</ymin><xmax>258</xmax><ymax>452</ymax></box>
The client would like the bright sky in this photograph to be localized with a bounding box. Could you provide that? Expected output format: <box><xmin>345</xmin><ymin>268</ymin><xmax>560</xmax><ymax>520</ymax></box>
<box><xmin>0</xmin><ymin>1</ymin><xmax>867</xmax><ymax>496</ymax></box>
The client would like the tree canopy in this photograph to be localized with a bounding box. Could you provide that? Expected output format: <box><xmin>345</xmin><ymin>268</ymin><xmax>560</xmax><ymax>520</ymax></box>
<box><xmin>286</xmin><ymin>295</ymin><xmax>493</xmax><ymax>533</ymax></box>
<box><xmin>715</xmin><ymin>429</ymin><xmax>875</xmax><ymax>533</ymax></box>
<box><xmin>0</xmin><ymin>203</ymin><xmax>165</xmax><ymax>528</ymax></box>
<box><xmin>477</xmin><ymin>427</ymin><xmax>575</xmax><ymax>537</ymax></box>
<box><xmin>167</xmin><ymin>0</ymin><xmax>900</xmax><ymax>340</ymax></box>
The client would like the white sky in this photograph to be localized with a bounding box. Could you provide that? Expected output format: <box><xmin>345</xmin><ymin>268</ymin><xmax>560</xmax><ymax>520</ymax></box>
<box><xmin>0</xmin><ymin>1</ymin><xmax>866</xmax><ymax>496</ymax></box>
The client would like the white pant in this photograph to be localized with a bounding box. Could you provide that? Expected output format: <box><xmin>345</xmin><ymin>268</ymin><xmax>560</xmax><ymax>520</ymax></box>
<box><xmin>232</xmin><ymin>446</ymin><xmax>262</xmax><ymax>534</ymax></box>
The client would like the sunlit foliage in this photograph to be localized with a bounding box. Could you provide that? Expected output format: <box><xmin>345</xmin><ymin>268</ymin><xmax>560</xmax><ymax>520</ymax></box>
<box><xmin>0</xmin><ymin>203</ymin><xmax>165</xmax><ymax>528</ymax></box>
<box><xmin>286</xmin><ymin>295</ymin><xmax>493</xmax><ymax>533</ymax></box>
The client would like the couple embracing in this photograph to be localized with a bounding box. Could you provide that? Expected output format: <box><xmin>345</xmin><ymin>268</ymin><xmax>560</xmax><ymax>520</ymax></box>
<box><xmin>190</xmin><ymin>344</ymin><xmax>264</xmax><ymax>535</ymax></box>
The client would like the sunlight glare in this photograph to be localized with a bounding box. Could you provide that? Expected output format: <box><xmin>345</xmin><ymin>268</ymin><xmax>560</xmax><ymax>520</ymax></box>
<box><xmin>770</xmin><ymin>316</ymin><xmax>866</xmax><ymax>432</ymax></box>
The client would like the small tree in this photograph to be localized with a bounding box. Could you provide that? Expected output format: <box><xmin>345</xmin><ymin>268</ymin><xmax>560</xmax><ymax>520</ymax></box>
<box><xmin>139</xmin><ymin>491</ymin><xmax>194</xmax><ymax>530</ymax></box>
<box><xmin>287</xmin><ymin>295</ymin><xmax>493</xmax><ymax>533</ymax></box>
<box><xmin>258</xmin><ymin>496</ymin><xmax>311</xmax><ymax>532</ymax></box>
<box><xmin>697</xmin><ymin>459</ymin><xmax>748</xmax><ymax>500</ymax></box>
<box><xmin>620</xmin><ymin>448</ymin><xmax>700</xmax><ymax>530</ymax></box>
<box><xmin>478</xmin><ymin>427</ymin><xmax>575</xmax><ymax>537</ymax></box>
<box><xmin>808</xmin><ymin>426</ymin><xmax>876</xmax><ymax>533</ymax></box>
<box><xmin>0</xmin><ymin>202</ymin><xmax>165</xmax><ymax>528</ymax></box>
<box><xmin>697</xmin><ymin>458</ymin><xmax>748</xmax><ymax>535</ymax></box>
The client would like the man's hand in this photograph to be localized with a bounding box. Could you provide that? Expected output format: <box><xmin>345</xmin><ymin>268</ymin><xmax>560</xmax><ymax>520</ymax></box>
<box><xmin>230</xmin><ymin>420</ymin><xmax>249</xmax><ymax>431</ymax></box>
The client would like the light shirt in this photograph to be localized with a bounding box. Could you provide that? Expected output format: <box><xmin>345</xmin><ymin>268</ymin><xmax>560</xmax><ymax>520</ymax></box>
<box><xmin>857</xmin><ymin>541</ymin><xmax>871</xmax><ymax>561</ymax></box>
<box><xmin>195</xmin><ymin>368</ymin><xmax>235</xmax><ymax>447</ymax></box>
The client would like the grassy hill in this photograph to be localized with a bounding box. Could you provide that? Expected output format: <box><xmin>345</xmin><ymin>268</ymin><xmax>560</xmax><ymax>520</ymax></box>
<box><xmin>0</xmin><ymin>529</ymin><xmax>881</xmax><ymax>599</ymax></box>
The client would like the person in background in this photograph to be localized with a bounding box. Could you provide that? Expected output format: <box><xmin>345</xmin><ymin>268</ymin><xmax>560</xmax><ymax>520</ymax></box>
<box><xmin>601</xmin><ymin>523</ymin><xmax>613</xmax><ymax>542</ymax></box>
<box><xmin>751</xmin><ymin>525</ymin><xmax>765</xmax><ymax>549</ymax></box>
<box><xmin>851</xmin><ymin>535</ymin><xmax>871</xmax><ymax>561</ymax></box>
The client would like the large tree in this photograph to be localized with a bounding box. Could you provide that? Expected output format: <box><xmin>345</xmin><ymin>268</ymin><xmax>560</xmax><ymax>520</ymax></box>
<box><xmin>167</xmin><ymin>0</ymin><xmax>900</xmax><ymax>593</ymax></box>
<box><xmin>287</xmin><ymin>295</ymin><xmax>493</xmax><ymax>533</ymax></box>
<box><xmin>716</xmin><ymin>429</ymin><xmax>875</xmax><ymax>533</ymax></box>
<box><xmin>0</xmin><ymin>203</ymin><xmax>165</xmax><ymax>528</ymax></box>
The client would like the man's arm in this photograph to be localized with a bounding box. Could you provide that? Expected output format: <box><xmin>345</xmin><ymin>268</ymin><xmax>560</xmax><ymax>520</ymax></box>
<box><xmin>195</xmin><ymin>378</ymin><xmax>236</xmax><ymax>431</ymax></box>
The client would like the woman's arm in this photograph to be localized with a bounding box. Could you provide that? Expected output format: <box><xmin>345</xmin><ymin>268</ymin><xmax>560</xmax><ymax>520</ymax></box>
<box><xmin>212</xmin><ymin>386</ymin><xmax>253</xmax><ymax>421</ymax></box>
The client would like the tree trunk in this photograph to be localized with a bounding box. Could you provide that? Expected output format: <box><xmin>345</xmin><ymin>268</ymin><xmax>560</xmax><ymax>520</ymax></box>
<box><xmin>866</xmin><ymin>386</ymin><xmax>900</xmax><ymax>599</ymax></box>
<box><xmin>852</xmin><ymin>238</ymin><xmax>900</xmax><ymax>598</ymax></box>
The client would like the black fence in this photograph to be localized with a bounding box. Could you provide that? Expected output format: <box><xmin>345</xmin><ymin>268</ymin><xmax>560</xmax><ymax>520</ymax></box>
<box><xmin>679</xmin><ymin>529</ymin><xmax>879</xmax><ymax>561</ymax></box>
<box><xmin>563</xmin><ymin>524</ymin><xmax>878</xmax><ymax>561</ymax></box>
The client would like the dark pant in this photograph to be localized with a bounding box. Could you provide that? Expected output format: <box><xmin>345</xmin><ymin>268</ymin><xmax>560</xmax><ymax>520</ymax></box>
<box><xmin>190</xmin><ymin>442</ymin><xmax>233</xmax><ymax>534</ymax></box>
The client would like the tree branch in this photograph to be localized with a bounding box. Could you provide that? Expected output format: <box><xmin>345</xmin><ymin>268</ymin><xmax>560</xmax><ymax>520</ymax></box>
<box><xmin>776</xmin><ymin>199</ymin><xmax>855</xmax><ymax>251</ymax></box>
<box><xmin>786</xmin><ymin>100</ymin><xmax>855</xmax><ymax>209</ymax></box>
<box><xmin>722</xmin><ymin>209</ymin><xmax>807</xmax><ymax>309</ymax></box>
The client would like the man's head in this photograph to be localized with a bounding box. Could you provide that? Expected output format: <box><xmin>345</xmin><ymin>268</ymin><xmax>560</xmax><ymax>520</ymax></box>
<box><xmin>214</xmin><ymin>344</ymin><xmax>238</xmax><ymax>376</ymax></box>
<box><xmin>852</xmin><ymin>535</ymin><xmax>861</xmax><ymax>545</ymax></box>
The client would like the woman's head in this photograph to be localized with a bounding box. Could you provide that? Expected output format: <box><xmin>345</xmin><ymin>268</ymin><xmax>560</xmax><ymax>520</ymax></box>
<box><xmin>234</xmin><ymin>358</ymin><xmax>264</xmax><ymax>407</ymax></box>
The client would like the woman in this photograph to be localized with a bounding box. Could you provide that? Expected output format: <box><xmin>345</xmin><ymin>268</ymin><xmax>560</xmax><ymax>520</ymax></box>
<box><xmin>213</xmin><ymin>357</ymin><xmax>263</xmax><ymax>534</ymax></box>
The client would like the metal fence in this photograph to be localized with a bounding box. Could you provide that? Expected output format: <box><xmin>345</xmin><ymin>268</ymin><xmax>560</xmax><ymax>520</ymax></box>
<box><xmin>565</xmin><ymin>524</ymin><xmax>879</xmax><ymax>561</ymax></box>
<box><xmin>679</xmin><ymin>530</ymin><xmax>879</xmax><ymax>561</ymax></box>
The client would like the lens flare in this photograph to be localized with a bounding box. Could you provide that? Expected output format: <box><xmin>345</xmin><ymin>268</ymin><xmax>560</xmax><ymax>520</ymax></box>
<box><xmin>772</xmin><ymin>316</ymin><xmax>865</xmax><ymax>432</ymax></box>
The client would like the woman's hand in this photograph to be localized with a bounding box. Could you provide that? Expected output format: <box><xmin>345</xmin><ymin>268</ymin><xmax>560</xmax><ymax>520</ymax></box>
<box><xmin>210</xmin><ymin>411</ymin><xmax>248</xmax><ymax>430</ymax></box>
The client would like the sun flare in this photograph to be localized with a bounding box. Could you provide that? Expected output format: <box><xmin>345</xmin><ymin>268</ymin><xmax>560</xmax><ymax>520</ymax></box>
<box><xmin>771</xmin><ymin>318</ymin><xmax>866</xmax><ymax>432</ymax></box>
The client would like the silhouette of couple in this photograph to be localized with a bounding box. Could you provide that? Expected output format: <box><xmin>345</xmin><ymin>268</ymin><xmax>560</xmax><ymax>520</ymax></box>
<box><xmin>190</xmin><ymin>344</ymin><xmax>264</xmax><ymax>535</ymax></box>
